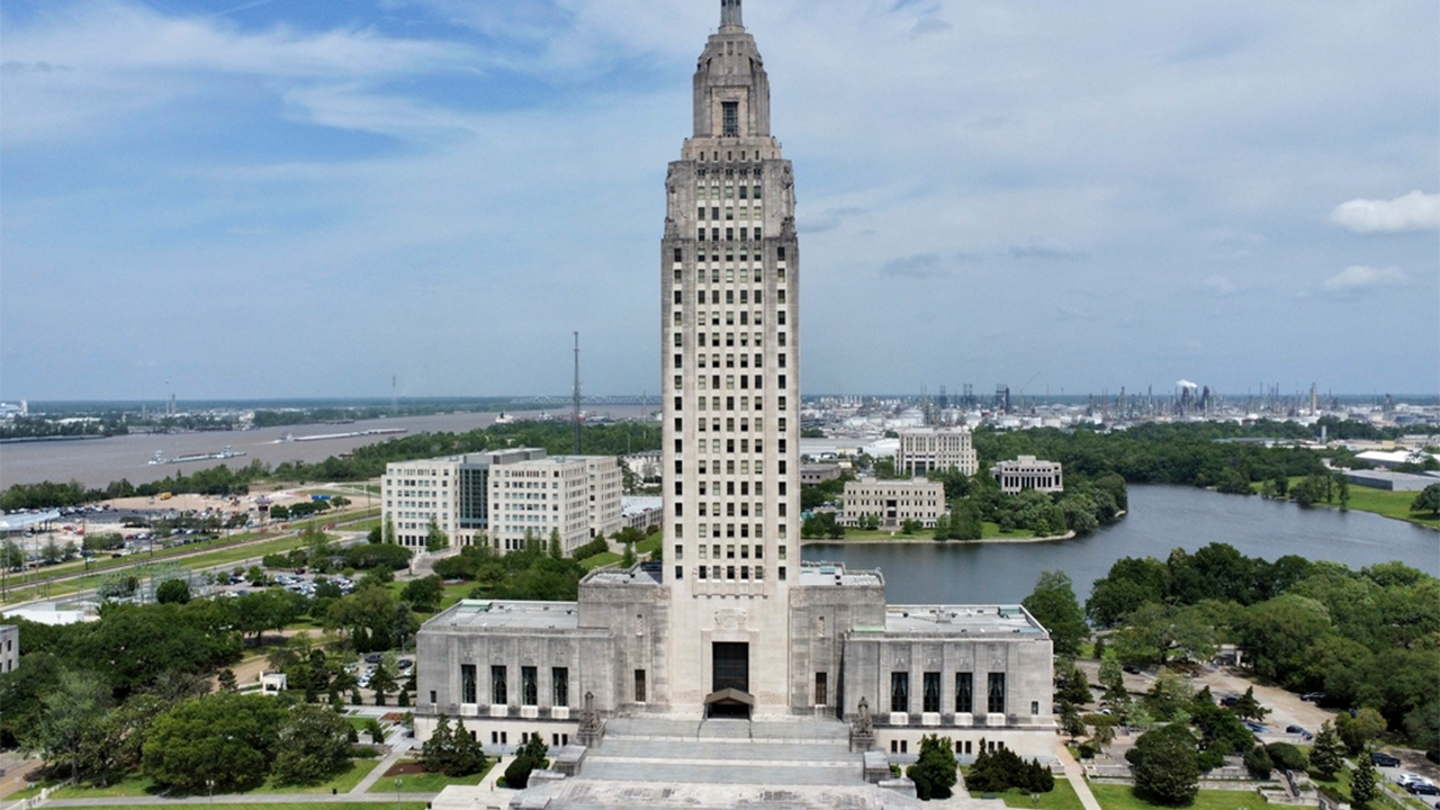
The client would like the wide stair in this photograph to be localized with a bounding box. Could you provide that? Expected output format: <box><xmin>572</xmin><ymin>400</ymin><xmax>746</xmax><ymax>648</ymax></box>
<box><xmin>580</xmin><ymin>716</ymin><xmax>864</xmax><ymax>786</ymax></box>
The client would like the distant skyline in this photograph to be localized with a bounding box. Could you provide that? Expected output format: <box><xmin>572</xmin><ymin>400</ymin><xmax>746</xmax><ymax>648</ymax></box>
<box><xmin>2</xmin><ymin>0</ymin><xmax>1436</xmax><ymax>401</ymax></box>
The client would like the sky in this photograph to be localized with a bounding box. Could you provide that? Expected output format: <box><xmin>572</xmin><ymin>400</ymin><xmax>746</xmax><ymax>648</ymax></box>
<box><xmin>2</xmin><ymin>0</ymin><xmax>1437</xmax><ymax>402</ymax></box>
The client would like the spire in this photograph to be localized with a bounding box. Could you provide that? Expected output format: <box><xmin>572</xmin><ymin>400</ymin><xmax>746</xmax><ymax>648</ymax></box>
<box><xmin>720</xmin><ymin>0</ymin><xmax>743</xmax><ymax>31</ymax></box>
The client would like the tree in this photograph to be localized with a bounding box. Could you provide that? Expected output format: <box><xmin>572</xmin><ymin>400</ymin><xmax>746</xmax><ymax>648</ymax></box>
<box><xmin>425</xmin><ymin>517</ymin><xmax>449</xmax><ymax>553</ymax></box>
<box><xmin>621</xmin><ymin>543</ymin><xmax>636</xmax><ymax>568</ymax></box>
<box><xmin>1128</xmin><ymin>724</ymin><xmax>1200</xmax><ymax>806</ymax></box>
<box><xmin>965</xmin><ymin>739</ymin><xmax>1053</xmax><ymax>794</ymax></box>
<box><xmin>325</xmin><ymin>587</ymin><xmax>399</xmax><ymax>652</ymax></box>
<box><xmin>1336</xmin><ymin>708</ymin><xmax>1386</xmax><ymax>756</ymax></box>
<box><xmin>370</xmin><ymin>662</ymin><xmax>396</xmax><ymax>706</ymax></box>
<box><xmin>271</xmin><ymin>703</ymin><xmax>353</xmax><ymax>785</ymax></box>
<box><xmin>1230</xmin><ymin>687</ymin><xmax>1270</xmax><ymax>721</ymax></box>
<box><xmin>383</xmin><ymin>514</ymin><xmax>397</xmax><ymax>544</ymax></box>
<box><xmin>218</xmin><ymin>669</ymin><xmax>239</xmax><ymax>692</ymax></box>
<box><xmin>1350</xmin><ymin>754</ymin><xmax>1379</xmax><ymax>809</ymax></box>
<box><xmin>143</xmin><ymin>692</ymin><xmax>284</xmax><ymax>792</ymax></box>
<box><xmin>1309</xmin><ymin>721</ymin><xmax>1344</xmax><ymax>780</ymax></box>
<box><xmin>1023</xmin><ymin>571</ymin><xmax>1088</xmax><ymax>658</ymax></box>
<box><xmin>907</xmin><ymin>734</ymin><xmax>958</xmax><ymax>801</ymax></box>
<box><xmin>1243</xmin><ymin>745</ymin><xmax>1273</xmax><ymax>778</ymax></box>
<box><xmin>1410</xmin><ymin>483</ymin><xmax>1440</xmax><ymax>518</ymax></box>
<box><xmin>20</xmin><ymin>668</ymin><xmax>110</xmax><ymax>784</ymax></box>
<box><xmin>154</xmin><ymin>578</ymin><xmax>191</xmax><ymax>605</ymax></box>
<box><xmin>548</xmin><ymin>528</ymin><xmax>563</xmax><ymax>559</ymax></box>
<box><xmin>401</xmin><ymin>576</ymin><xmax>444</xmax><ymax>613</ymax></box>
<box><xmin>364</xmin><ymin>717</ymin><xmax>386</xmax><ymax>745</ymax></box>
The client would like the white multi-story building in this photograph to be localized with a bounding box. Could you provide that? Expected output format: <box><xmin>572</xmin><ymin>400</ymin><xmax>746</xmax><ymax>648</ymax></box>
<box><xmin>0</xmin><ymin>624</ymin><xmax>17</xmax><ymax>673</ymax></box>
<box><xmin>991</xmin><ymin>455</ymin><xmax>1064</xmax><ymax>494</ymax></box>
<box><xmin>896</xmin><ymin>426</ymin><xmax>978</xmax><ymax>477</ymax></box>
<box><xmin>840</xmin><ymin>477</ymin><xmax>947</xmax><ymax>529</ymax></box>
<box><xmin>488</xmin><ymin>455</ymin><xmax>616</xmax><ymax>555</ymax></box>
<box><xmin>382</xmin><ymin>449</ymin><xmax>622</xmax><ymax>554</ymax></box>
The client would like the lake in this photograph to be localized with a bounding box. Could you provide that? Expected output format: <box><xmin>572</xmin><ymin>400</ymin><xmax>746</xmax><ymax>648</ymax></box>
<box><xmin>802</xmin><ymin>485</ymin><xmax>1439</xmax><ymax>604</ymax></box>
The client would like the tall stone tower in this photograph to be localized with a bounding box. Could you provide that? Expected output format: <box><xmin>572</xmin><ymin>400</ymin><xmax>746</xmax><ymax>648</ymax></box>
<box><xmin>662</xmin><ymin>0</ymin><xmax>801</xmax><ymax>719</ymax></box>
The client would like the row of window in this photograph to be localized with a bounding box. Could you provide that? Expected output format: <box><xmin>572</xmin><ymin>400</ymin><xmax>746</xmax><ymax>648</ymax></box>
<box><xmin>698</xmin><ymin>227</ymin><xmax>762</xmax><ymax>241</ymax></box>
<box><xmin>673</xmin><ymin>332</ymin><xmax>786</xmax><ymax>350</ymax></box>
<box><xmin>686</xmin><ymin>521</ymin><xmax>788</xmax><ymax>539</ymax></box>
<box><xmin>693</xmin><ymin>184</ymin><xmax>762</xmax><ymax>200</ymax></box>
<box><xmin>697</xmin><ymin>205</ymin><xmax>762</xmax><ymax>221</ymax></box>
<box><xmin>677</xmin><ymin>288</ymin><xmax>785</xmax><ymax>305</ymax></box>
<box><xmin>676</xmin><ymin>395</ymin><xmax>789</xmax><ymax>412</ymax></box>
<box><xmin>677</xmin><ymin>564</ymin><xmax>788</xmax><ymax>582</ymax></box>
<box><xmin>675</xmin><ymin>353</ymin><xmax>786</xmax><ymax>371</ymax></box>
<box><xmin>673</xmin><ymin>309</ymin><xmax>787</xmax><ymax>329</ymax></box>
<box><xmin>889</xmin><ymin>672</ymin><xmax>1007</xmax><ymax>714</ymax></box>
<box><xmin>672</xmin><ymin>246</ymin><xmax>786</xmax><ymax>263</ymax></box>
<box><xmin>675</xmin><ymin>374</ymin><xmax>788</xmax><ymax>393</ymax></box>
<box><xmin>460</xmin><ymin>664</ymin><xmax>568</xmax><ymax>708</ymax></box>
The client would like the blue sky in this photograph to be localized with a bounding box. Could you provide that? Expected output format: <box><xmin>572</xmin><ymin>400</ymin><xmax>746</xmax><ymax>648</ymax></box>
<box><xmin>2</xmin><ymin>0</ymin><xmax>1436</xmax><ymax>401</ymax></box>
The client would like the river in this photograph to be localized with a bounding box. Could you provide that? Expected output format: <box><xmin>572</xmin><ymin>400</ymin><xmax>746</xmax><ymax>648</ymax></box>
<box><xmin>802</xmin><ymin>485</ymin><xmax>1439</xmax><ymax>604</ymax></box>
<box><xmin>0</xmin><ymin>407</ymin><xmax>653</xmax><ymax>490</ymax></box>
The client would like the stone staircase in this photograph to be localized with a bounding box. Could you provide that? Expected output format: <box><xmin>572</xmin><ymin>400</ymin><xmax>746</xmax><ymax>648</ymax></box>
<box><xmin>579</xmin><ymin>716</ymin><xmax>865</xmax><ymax>786</ymax></box>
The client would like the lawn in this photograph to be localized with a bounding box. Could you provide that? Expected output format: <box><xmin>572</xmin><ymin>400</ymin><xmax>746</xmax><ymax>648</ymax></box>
<box><xmin>366</xmin><ymin>760</ymin><xmax>493</xmax><ymax>792</ymax></box>
<box><xmin>1088</xmin><ymin>784</ymin><xmax>1271</xmax><ymax>810</ymax></box>
<box><xmin>996</xmin><ymin>777</ymin><xmax>1085</xmax><ymax>810</ymax></box>
<box><xmin>50</xmin><ymin>804</ymin><xmax>428</xmax><ymax>810</ymax></box>
<box><xmin>44</xmin><ymin>760</ymin><xmax>382</xmax><ymax>800</ymax></box>
<box><xmin>580</xmin><ymin>551</ymin><xmax>621</xmax><ymax>570</ymax></box>
<box><xmin>1311</xmin><ymin>766</ymin><xmax>1425</xmax><ymax>810</ymax></box>
<box><xmin>1249</xmin><ymin>478</ymin><xmax>1440</xmax><ymax>529</ymax></box>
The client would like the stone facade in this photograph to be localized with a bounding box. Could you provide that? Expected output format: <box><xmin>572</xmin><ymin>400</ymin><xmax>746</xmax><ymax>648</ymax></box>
<box><xmin>410</xmin><ymin>1</ymin><xmax>1055</xmax><ymax>766</ymax></box>
<box><xmin>991</xmin><ymin>455</ymin><xmax>1064</xmax><ymax>494</ymax></box>
<box><xmin>0</xmin><ymin>624</ymin><xmax>16</xmax><ymax>674</ymax></box>
<box><xmin>840</xmin><ymin>477</ymin><xmax>947</xmax><ymax>529</ymax></box>
<box><xmin>896</xmin><ymin>427</ymin><xmax>978</xmax><ymax>477</ymax></box>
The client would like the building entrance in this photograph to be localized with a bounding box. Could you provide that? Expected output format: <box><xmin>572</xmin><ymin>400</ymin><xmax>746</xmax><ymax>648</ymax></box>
<box><xmin>706</xmin><ymin>642</ymin><xmax>752</xmax><ymax>719</ymax></box>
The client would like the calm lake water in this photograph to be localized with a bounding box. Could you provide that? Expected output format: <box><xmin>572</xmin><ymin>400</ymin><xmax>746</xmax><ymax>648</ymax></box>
<box><xmin>802</xmin><ymin>485</ymin><xmax>1440</xmax><ymax>604</ymax></box>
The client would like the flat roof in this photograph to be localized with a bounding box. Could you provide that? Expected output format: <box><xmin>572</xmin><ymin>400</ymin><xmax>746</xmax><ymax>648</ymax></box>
<box><xmin>878</xmin><ymin>605</ymin><xmax>1048</xmax><ymax>637</ymax></box>
<box><xmin>797</xmin><ymin>562</ymin><xmax>884</xmax><ymax>588</ymax></box>
<box><xmin>583</xmin><ymin>565</ymin><xmax>664</xmax><ymax>587</ymax></box>
<box><xmin>426</xmin><ymin>599</ymin><xmax>582</xmax><ymax>632</ymax></box>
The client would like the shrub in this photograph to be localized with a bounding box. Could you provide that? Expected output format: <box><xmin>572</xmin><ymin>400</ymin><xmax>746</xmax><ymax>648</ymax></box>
<box><xmin>966</xmin><ymin>739</ymin><xmax>1054</xmax><ymax>794</ymax></box>
<box><xmin>504</xmin><ymin>756</ymin><xmax>539</xmax><ymax>789</ymax></box>
<box><xmin>907</xmin><ymin>735</ymin><xmax>958</xmax><ymax>800</ymax></box>
<box><xmin>1265</xmin><ymin>742</ymin><xmax>1307</xmax><ymax>773</ymax></box>
<box><xmin>1244</xmin><ymin>745</ymin><xmax>1273</xmax><ymax>778</ymax></box>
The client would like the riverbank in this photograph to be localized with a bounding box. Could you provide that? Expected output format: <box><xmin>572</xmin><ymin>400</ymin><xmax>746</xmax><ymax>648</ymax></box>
<box><xmin>802</xmin><ymin>529</ymin><xmax>1076</xmax><ymax>546</ymax></box>
<box><xmin>1242</xmin><ymin>479</ymin><xmax>1440</xmax><ymax>531</ymax></box>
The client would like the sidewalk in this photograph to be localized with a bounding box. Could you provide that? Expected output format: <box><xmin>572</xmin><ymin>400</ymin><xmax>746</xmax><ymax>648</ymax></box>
<box><xmin>1055</xmin><ymin>741</ymin><xmax>1105</xmax><ymax>810</ymax></box>
<box><xmin>352</xmin><ymin>748</ymin><xmax>405</xmax><ymax>795</ymax></box>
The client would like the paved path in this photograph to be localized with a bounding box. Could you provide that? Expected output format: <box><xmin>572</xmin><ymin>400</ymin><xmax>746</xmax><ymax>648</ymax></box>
<box><xmin>351</xmin><ymin>748</ymin><xmax>404</xmax><ymax>795</ymax></box>
<box><xmin>1054</xmin><ymin>741</ymin><xmax>1105</xmax><ymax>810</ymax></box>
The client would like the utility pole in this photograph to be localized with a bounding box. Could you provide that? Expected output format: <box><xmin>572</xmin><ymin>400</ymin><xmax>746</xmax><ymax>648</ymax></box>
<box><xmin>572</xmin><ymin>332</ymin><xmax>582</xmax><ymax>455</ymax></box>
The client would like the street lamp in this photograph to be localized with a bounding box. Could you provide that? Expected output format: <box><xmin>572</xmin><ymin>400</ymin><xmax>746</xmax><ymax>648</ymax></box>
<box><xmin>395</xmin><ymin>776</ymin><xmax>403</xmax><ymax>810</ymax></box>
<box><xmin>206</xmin><ymin>778</ymin><xmax>215</xmax><ymax>808</ymax></box>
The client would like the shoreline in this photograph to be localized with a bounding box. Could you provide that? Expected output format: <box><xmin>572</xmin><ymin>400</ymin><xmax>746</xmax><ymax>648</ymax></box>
<box><xmin>802</xmin><ymin>530</ymin><xmax>1076</xmax><ymax>547</ymax></box>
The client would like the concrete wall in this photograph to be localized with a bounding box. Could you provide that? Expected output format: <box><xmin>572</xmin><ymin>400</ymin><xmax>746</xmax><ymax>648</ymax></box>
<box><xmin>0</xmin><ymin>625</ymin><xmax>17</xmax><ymax>674</ymax></box>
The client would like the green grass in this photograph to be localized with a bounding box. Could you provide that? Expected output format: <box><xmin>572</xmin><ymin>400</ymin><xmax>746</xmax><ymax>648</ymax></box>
<box><xmin>580</xmin><ymin>551</ymin><xmax>622</xmax><ymax>570</ymax></box>
<box><xmin>366</xmin><ymin>761</ymin><xmax>493</xmax><ymax>792</ymax></box>
<box><xmin>50</xmin><ymin>804</ymin><xmax>428</xmax><ymax>810</ymax></box>
<box><xmin>1089</xmin><ymin>784</ymin><xmax>1271</xmax><ymax>810</ymax></box>
<box><xmin>635</xmin><ymin>535</ymin><xmax>661</xmax><ymax>556</ymax></box>
<box><xmin>1249</xmin><ymin>478</ymin><xmax>1440</xmax><ymax>530</ymax></box>
<box><xmin>996</xmin><ymin>777</ymin><xmax>1085</xmax><ymax>810</ymax></box>
<box><xmin>43</xmin><ymin>760</ymin><xmax>381</xmax><ymax>800</ymax></box>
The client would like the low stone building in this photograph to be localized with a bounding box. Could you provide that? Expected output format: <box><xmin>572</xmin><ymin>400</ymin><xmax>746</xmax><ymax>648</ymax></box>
<box><xmin>413</xmin><ymin>561</ymin><xmax>1055</xmax><ymax>761</ymax></box>
<box><xmin>839</xmin><ymin>477</ymin><xmax>946</xmax><ymax>530</ymax></box>
<box><xmin>991</xmin><ymin>456</ymin><xmax>1063</xmax><ymax>494</ymax></box>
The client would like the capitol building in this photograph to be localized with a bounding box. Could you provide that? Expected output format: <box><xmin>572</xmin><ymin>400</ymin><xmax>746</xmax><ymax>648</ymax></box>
<box><xmin>414</xmin><ymin>3</ymin><xmax>1055</xmax><ymax>805</ymax></box>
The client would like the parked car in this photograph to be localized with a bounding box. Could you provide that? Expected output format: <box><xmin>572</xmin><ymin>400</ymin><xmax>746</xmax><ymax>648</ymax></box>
<box><xmin>363</xmin><ymin>653</ymin><xmax>382</xmax><ymax>664</ymax></box>
<box><xmin>1408</xmin><ymin>783</ymin><xmax>1440</xmax><ymax>797</ymax></box>
<box><xmin>1284</xmin><ymin>725</ymin><xmax>1313</xmax><ymax>740</ymax></box>
<box><xmin>398</xmin><ymin>659</ymin><xmax>414</xmax><ymax>670</ymax></box>
<box><xmin>1122</xmin><ymin>665</ymin><xmax>1142</xmax><ymax>675</ymax></box>
<box><xmin>1244</xmin><ymin>721</ymin><xmax>1269</xmax><ymax>733</ymax></box>
<box><xmin>1427</xmin><ymin>750</ymin><xmax>1440</xmax><ymax>765</ymax></box>
<box><xmin>1371</xmin><ymin>752</ymin><xmax>1402</xmax><ymax>767</ymax></box>
<box><xmin>1220</xmin><ymin>695</ymin><xmax>1240</xmax><ymax>707</ymax></box>
<box><xmin>1300</xmin><ymin>692</ymin><xmax>1326</xmax><ymax>702</ymax></box>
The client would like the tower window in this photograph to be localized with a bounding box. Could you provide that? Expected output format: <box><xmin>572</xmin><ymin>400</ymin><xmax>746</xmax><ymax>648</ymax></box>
<box><xmin>723</xmin><ymin>102</ymin><xmax>739</xmax><ymax>136</ymax></box>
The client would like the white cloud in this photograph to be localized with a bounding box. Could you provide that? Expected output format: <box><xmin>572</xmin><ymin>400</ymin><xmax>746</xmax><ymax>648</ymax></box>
<box><xmin>1203</xmin><ymin>275</ymin><xmax>1238</xmax><ymax>296</ymax></box>
<box><xmin>1322</xmin><ymin>265</ymin><xmax>1407</xmax><ymax>295</ymax></box>
<box><xmin>1330</xmin><ymin>190</ymin><xmax>1440</xmax><ymax>234</ymax></box>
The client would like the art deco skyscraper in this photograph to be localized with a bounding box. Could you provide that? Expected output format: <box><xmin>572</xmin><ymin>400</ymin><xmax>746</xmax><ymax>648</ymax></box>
<box><xmin>661</xmin><ymin>0</ymin><xmax>801</xmax><ymax>717</ymax></box>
